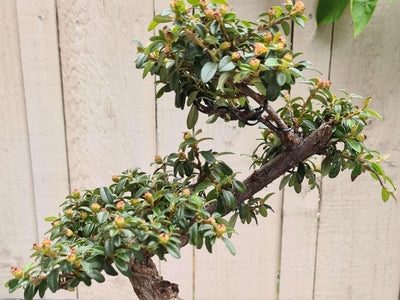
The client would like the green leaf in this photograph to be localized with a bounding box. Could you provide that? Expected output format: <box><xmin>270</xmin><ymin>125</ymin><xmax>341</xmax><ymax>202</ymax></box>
<box><xmin>190</xmin><ymin>223</ymin><xmax>198</xmax><ymax>245</ymax></box>
<box><xmin>345</xmin><ymin>138</ymin><xmax>362</xmax><ymax>153</ymax></box>
<box><xmin>222</xmin><ymin>237</ymin><xmax>236</xmax><ymax>255</ymax></box>
<box><xmin>217</xmin><ymin>72</ymin><xmax>231</xmax><ymax>93</ymax></box>
<box><xmin>188</xmin><ymin>0</ymin><xmax>200</xmax><ymax>5</ymax></box>
<box><xmin>187</xmin><ymin>105</ymin><xmax>199</xmax><ymax>129</ymax></box>
<box><xmin>316</xmin><ymin>0</ymin><xmax>350</xmax><ymax>24</ymax></box>
<box><xmin>200</xmin><ymin>151</ymin><xmax>216</xmax><ymax>164</ymax></box>
<box><xmin>381</xmin><ymin>187</ymin><xmax>390</xmax><ymax>202</ymax></box>
<box><xmin>281</xmin><ymin>21</ymin><xmax>291</xmax><ymax>35</ymax></box>
<box><xmin>187</xmin><ymin>90</ymin><xmax>198</xmax><ymax>106</ymax></box>
<box><xmin>218</xmin><ymin>161</ymin><xmax>233</xmax><ymax>175</ymax></box>
<box><xmin>201</xmin><ymin>62</ymin><xmax>218</xmax><ymax>83</ymax></box>
<box><xmin>44</xmin><ymin>216</ymin><xmax>58</xmax><ymax>222</ymax></box>
<box><xmin>195</xmin><ymin>182</ymin><xmax>214</xmax><ymax>193</ymax></box>
<box><xmin>153</xmin><ymin>14</ymin><xmax>173</xmax><ymax>23</ymax></box>
<box><xmin>264</xmin><ymin>58</ymin><xmax>280</xmax><ymax>67</ymax></box>
<box><xmin>103</xmin><ymin>261</ymin><xmax>118</xmax><ymax>276</ymax></box>
<box><xmin>213</xmin><ymin>0</ymin><xmax>229</xmax><ymax>4</ymax></box>
<box><xmin>100</xmin><ymin>187</ymin><xmax>114</xmax><ymax>204</ymax></box>
<box><xmin>47</xmin><ymin>269</ymin><xmax>59</xmax><ymax>293</ymax></box>
<box><xmin>259</xmin><ymin>205</ymin><xmax>268</xmax><ymax>217</ymax></box>
<box><xmin>114</xmin><ymin>257</ymin><xmax>129</xmax><ymax>274</ymax></box>
<box><xmin>279</xmin><ymin>174</ymin><xmax>291</xmax><ymax>190</ymax></box>
<box><xmin>24</xmin><ymin>284</ymin><xmax>35</xmax><ymax>300</ymax></box>
<box><xmin>351</xmin><ymin>0</ymin><xmax>378</xmax><ymax>37</ymax></box>
<box><xmin>88</xmin><ymin>269</ymin><xmax>105</xmax><ymax>283</ymax></box>
<box><xmin>105</xmin><ymin>239</ymin><xmax>115</xmax><ymax>256</ymax></box>
<box><xmin>115</xmin><ymin>178</ymin><xmax>127</xmax><ymax>195</ymax></box>
<box><xmin>222</xmin><ymin>189</ymin><xmax>236</xmax><ymax>209</ymax></box>
<box><xmin>219</xmin><ymin>56</ymin><xmax>236</xmax><ymax>72</ymax></box>
<box><xmin>166</xmin><ymin>243</ymin><xmax>181</xmax><ymax>259</ymax></box>
<box><xmin>148</xmin><ymin>20</ymin><xmax>159</xmax><ymax>31</ymax></box>
<box><xmin>232</xmin><ymin>180</ymin><xmax>246</xmax><ymax>193</ymax></box>
<box><xmin>364</xmin><ymin>109</ymin><xmax>383</xmax><ymax>120</ymax></box>
<box><xmin>97</xmin><ymin>211</ymin><xmax>109</xmax><ymax>224</ymax></box>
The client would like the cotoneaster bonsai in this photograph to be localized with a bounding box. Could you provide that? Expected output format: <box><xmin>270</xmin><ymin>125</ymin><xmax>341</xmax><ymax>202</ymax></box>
<box><xmin>6</xmin><ymin>1</ymin><xmax>396</xmax><ymax>299</ymax></box>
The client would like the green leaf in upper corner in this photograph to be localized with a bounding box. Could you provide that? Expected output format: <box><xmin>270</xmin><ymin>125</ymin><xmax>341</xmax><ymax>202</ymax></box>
<box><xmin>201</xmin><ymin>62</ymin><xmax>218</xmax><ymax>83</ymax></box>
<box><xmin>187</xmin><ymin>105</ymin><xmax>199</xmax><ymax>129</ymax></box>
<box><xmin>222</xmin><ymin>237</ymin><xmax>236</xmax><ymax>255</ymax></box>
<box><xmin>351</xmin><ymin>0</ymin><xmax>378</xmax><ymax>37</ymax></box>
<box><xmin>47</xmin><ymin>269</ymin><xmax>59</xmax><ymax>293</ymax></box>
<box><xmin>316</xmin><ymin>0</ymin><xmax>350</xmax><ymax>24</ymax></box>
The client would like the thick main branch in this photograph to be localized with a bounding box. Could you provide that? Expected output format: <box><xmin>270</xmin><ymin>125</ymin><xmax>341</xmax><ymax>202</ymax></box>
<box><xmin>206</xmin><ymin>121</ymin><xmax>333</xmax><ymax>215</ymax></box>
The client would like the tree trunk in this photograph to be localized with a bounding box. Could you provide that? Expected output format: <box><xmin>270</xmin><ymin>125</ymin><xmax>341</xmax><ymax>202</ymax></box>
<box><xmin>129</xmin><ymin>256</ymin><xmax>181</xmax><ymax>300</ymax></box>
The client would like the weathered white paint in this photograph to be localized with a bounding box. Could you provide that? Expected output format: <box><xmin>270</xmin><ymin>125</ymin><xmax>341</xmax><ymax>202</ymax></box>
<box><xmin>56</xmin><ymin>0</ymin><xmax>156</xmax><ymax>299</ymax></box>
<box><xmin>2</xmin><ymin>1</ymin><xmax>400</xmax><ymax>300</ymax></box>
<box><xmin>314</xmin><ymin>3</ymin><xmax>400</xmax><ymax>300</ymax></box>
<box><xmin>278</xmin><ymin>1</ymin><xmax>333</xmax><ymax>298</ymax></box>
<box><xmin>0</xmin><ymin>1</ymin><xmax>38</xmax><ymax>298</ymax></box>
<box><xmin>16</xmin><ymin>0</ymin><xmax>70</xmax><ymax>239</ymax></box>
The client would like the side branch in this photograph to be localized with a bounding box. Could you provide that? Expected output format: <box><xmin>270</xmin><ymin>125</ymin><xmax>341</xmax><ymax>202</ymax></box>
<box><xmin>206</xmin><ymin>121</ymin><xmax>333</xmax><ymax>215</ymax></box>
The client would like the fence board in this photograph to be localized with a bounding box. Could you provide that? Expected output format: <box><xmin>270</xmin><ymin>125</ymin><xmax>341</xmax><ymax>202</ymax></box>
<box><xmin>278</xmin><ymin>1</ymin><xmax>333</xmax><ymax>298</ymax></box>
<box><xmin>15</xmin><ymin>1</ymin><xmax>74</xmax><ymax>298</ymax></box>
<box><xmin>0</xmin><ymin>1</ymin><xmax>38</xmax><ymax>298</ymax></box>
<box><xmin>16</xmin><ymin>0</ymin><xmax>70</xmax><ymax>238</ymax></box>
<box><xmin>314</xmin><ymin>4</ymin><xmax>400</xmax><ymax>299</ymax></box>
<box><xmin>57</xmin><ymin>0</ymin><xmax>156</xmax><ymax>298</ymax></box>
<box><xmin>194</xmin><ymin>1</ymin><xmax>283</xmax><ymax>299</ymax></box>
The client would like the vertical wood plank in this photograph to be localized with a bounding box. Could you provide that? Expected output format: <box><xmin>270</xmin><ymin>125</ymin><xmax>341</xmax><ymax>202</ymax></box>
<box><xmin>57</xmin><ymin>0</ymin><xmax>156</xmax><ymax>299</ymax></box>
<box><xmin>0</xmin><ymin>1</ymin><xmax>38</xmax><ymax>298</ymax></box>
<box><xmin>278</xmin><ymin>1</ymin><xmax>333</xmax><ymax>299</ymax></box>
<box><xmin>16</xmin><ymin>0</ymin><xmax>70</xmax><ymax>240</ymax></box>
<box><xmin>193</xmin><ymin>1</ymin><xmax>283</xmax><ymax>299</ymax></box>
<box><xmin>15</xmin><ymin>1</ymin><xmax>75</xmax><ymax>298</ymax></box>
<box><xmin>314</xmin><ymin>3</ymin><xmax>400</xmax><ymax>299</ymax></box>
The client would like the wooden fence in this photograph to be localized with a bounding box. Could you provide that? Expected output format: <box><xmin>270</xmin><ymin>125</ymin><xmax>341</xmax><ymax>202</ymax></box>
<box><xmin>1</xmin><ymin>0</ymin><xmax>399</xmax><ymax>299</ymax></box>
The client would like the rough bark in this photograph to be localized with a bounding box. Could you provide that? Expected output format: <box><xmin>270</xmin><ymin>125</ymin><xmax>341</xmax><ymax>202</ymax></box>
<box><xmin>129</xmin><ymin>256</ymin><xmax>181</xmax><ymax>300</ymax></box>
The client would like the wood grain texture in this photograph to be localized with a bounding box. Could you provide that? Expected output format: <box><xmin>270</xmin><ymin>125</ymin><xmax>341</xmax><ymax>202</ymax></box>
<box><xmin>314</xmin><ymin>3</ymin><xmax>400</xmax><ymax>299</ymax></box>
<box><xmin>278</xmin><ymin>1</ymin><xmax>333</xmax><ymax>298</ymax></box>
<box><xmin>0</xmin><ymin>1</ymin><xmax>38</xmax><ymax>298</ymax></box>
<box><xmin>57</xmin><ymin>0</ymin><xmax>156</xmax><ymax>299</ymax></box>
<box><xmin>16</xmin><ymin>0</ymin><xmax>70</xmax><ymax>237</ymax></box>
<box><xmin>194</xmin><ymin>1</ymin><xmax>283</xmax><ymax>299</ymax></box>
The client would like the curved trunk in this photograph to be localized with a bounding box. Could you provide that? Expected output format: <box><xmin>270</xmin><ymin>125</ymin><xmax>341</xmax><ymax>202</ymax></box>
<box><xmin>129</xmin><ymin>257</ymin><xmax>181</xmax><ymax>300</ymax></box>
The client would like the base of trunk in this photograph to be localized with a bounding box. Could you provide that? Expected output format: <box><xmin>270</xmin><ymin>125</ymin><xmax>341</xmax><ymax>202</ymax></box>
<box><xmin>129</xmin><ymin>257</ymin><xmax>181</xmax><ymax>300</ymax></box>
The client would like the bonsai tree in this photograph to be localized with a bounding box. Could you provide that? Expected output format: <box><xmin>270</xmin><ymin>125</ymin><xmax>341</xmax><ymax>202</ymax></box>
<box><xmin>6</xmin><ymin>1</ymin><xmax>396</xmax><ymax>299</ymax></box>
